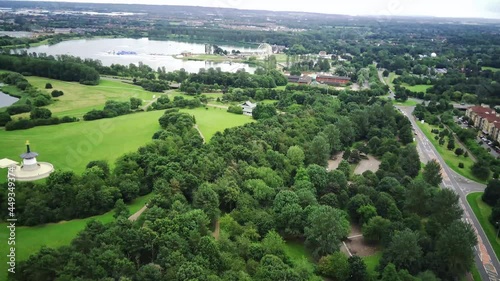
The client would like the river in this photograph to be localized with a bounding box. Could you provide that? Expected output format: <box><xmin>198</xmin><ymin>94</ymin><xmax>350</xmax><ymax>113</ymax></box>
<box><xmin>19</xmin><ymin>38</ymin><xmax>260</xmax><ymax>73</ymax></box>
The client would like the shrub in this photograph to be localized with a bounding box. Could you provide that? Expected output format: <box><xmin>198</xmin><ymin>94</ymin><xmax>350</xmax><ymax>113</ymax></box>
<box><xmin>30</xmin><ymin>108</ymin><xmax>52</xmax><ymax>120</ymax></box>
<box><xmin>227</xmin><ymin>105</ymin><xmax>243</xmax><ymax>115</ymax></box>
<box><xmin>6</xmin><ymin>104</ymin><xmax>32</xmax><ymax>115</ymax></box>
<box><xmin>0</xmin><ymin>112</ymin><xmax>12</xmax><ymax>126</ymax></box>
<box><xmin>45</xmin><ymin>83</ymin><xmax>53</xmax><ymax>89</ymax></box>
<box><xmin>51</xmin><ymin>90</ymin><xmax>64</xmax><ymax>98</ymax></box>
<box><xmin>458</xmin><ymin>163</ymin><xmax>464</xmax><ymax>169</ymax></box>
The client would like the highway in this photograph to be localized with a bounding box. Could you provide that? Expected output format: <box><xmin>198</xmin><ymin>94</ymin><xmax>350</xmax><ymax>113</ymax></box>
<box><xmin>399</xmin><ymin>106</ymin><xmax>499</xmax><ymax>281</ymax></box>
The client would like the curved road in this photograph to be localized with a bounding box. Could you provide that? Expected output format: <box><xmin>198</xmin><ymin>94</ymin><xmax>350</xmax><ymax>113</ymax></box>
<box><xmin>399</xmin><ymin>106</ymin><xmax>499</xmax><ymax>281</ymax></box>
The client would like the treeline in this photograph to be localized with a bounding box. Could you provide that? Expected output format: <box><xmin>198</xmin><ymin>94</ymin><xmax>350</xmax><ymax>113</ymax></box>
<box><xmin>180</xmin><ymin>68</ymin><xmax>287</xmax><ymax>94</ymax></box>
<box><xmin>9</xmin><ymin>87</ymin><xmax>476</xmax><ymax>281</ymax></box>
<box><xmin>0</xmin><ymin>54</ymin><xmax>100</xmax><ymax>85</ymax></box>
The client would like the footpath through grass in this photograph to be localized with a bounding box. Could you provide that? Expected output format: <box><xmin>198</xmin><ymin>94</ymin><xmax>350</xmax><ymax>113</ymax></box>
<box><xmin>417</xmin><ymin>121</ymin><xmax>484</xmax><ymax>183</ymax></box>
<box><xmin>467</xmin><ymin>192</ymin><xmax>500</xmax><ymax>259</ymax></box>
<box><xmin>0</xmin><ymin>193</ymin><xmax>154</xmax><ymax>281</ymax></box>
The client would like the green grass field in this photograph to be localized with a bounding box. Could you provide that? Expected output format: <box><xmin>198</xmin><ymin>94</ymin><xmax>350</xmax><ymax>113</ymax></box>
<box><xmin>467</xmin><ymin>192</ymin><xmax>500</xmax><ymax>259</ymax></box>
<box><xmin>0</xmin><ymin>108</ymin><xmax>252</xmax><ymax>178</ymax></box>
<box><xmin>402</xmin><ymin>84</ymin><xmax>432</xmax><ymax>93</ymax></box>
<box><xmin>0</xmin><ymin>111</ymin><xmax>164</xmax><ymax>175</ymax></box>
<box><xmin>394</xmin><ymin>99</ymin><xmax>420</xmax><ymax>106</ymax></box>
<box><xmin>0</xmin><ymin>193</ymin><xmax>153</xmax><ymax>280</ymax></box>
<box><xmin>417</xmin><ymin>121</ymin><xmax>484</xmax><ymax>183</ymax></box>
<box><xmin>182</xmin><ymin>107</ymin><xmax>254</xmax><ymax>141</ymax></box>
<box><xmin>363</xmin><ymin>252</ymin><xmax>382</xmax><ymax>278</ymax></box>
<box><xmin>482</xmin><ymin>66</ymin><xmax>500</xmax><ymax>72</ymax></box>
<box><xmin>471</xmin><ymin>264</ymin><xmax>482</xmax><ymax>281</ymax></box>
<box><xmin>284</xmin><ymin>240</ymin><xmax>316</xmax><ymax>272</ymax></box>
<box><xmin>384</xmin><ymin>72</ymin><xmax>398</xmax><ymax>90</ymax></box>
<box><xmin>25</xmin><ymin>77</ymin><xmax>157</xmax><ymax>118</ymax></box>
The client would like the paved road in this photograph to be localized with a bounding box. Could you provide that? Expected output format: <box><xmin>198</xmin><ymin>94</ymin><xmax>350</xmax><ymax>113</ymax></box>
<box><xmin>399</xmin><ymin>106</ymin><xmax>499</xmax><ymax>281</ymax></box>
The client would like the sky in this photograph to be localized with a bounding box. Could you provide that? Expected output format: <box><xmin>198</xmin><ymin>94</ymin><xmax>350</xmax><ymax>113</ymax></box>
<box><xmin>32</xmin><ymin>0</ymin><xmax>500</xmax><ymax>19</ymax></box>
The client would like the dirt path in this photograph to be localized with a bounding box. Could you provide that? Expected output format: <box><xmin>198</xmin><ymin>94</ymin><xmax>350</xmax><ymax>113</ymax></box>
<box><xmin>212</xmin><ymin>220</ymin><xmax>220</xmax><ymax>240</ymax></box>
<box><xmin>354</xmin><ymin>155</ymin><xmax>381</xmax><ymax>175</ymax></box>
<box><xmin>128</xmin><ymin>206</ymin><xmax>148</xmax><ymax>222</ymax></box>
<box><xmin>326</xmin><ymin>152</ymin><xmax>344</xmax><ymax>172</ymax></box>
<box><xmin>194</xmin><ymin>124</ymin><xmax>206</xmax><ymax>144</ymax></box>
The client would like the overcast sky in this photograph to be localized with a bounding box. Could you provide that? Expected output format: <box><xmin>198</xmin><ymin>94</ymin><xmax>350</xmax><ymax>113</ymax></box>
<box><xmin>33</xmin><ymin>0</ymin><xmax>500</xmax><ymax>19</ymax></box>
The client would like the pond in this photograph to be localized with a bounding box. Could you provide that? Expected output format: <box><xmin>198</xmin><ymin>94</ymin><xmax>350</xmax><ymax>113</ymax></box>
<box><xmin>0</xmin><ymin>91</ymin><xmax>19</xmax><ymax>108</ymax></box>
<box><xmin>19</xmin><ymin>38</ymin><xmax>260</xmax><ymax>73</ymax></box>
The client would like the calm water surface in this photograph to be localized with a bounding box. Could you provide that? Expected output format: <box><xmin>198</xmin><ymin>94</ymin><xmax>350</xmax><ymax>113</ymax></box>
<box><xmin>21</xmin><ymin>38</ymin><xmax>259</xmax><ymax>73</ymax></box>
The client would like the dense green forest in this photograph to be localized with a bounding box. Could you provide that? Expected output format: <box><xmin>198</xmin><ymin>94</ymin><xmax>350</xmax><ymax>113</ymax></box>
<box><xmin>7</xmin><ymin>89</ymin><xmax>476</xmax><ymax>281</ymax></box>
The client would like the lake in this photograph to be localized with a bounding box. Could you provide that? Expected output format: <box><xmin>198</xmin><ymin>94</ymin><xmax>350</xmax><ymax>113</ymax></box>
<box><xmin>20</xmin><ymin>38</ymin><xmax>259</xmax><ymax>73</ymax></box>
<box><xmin>0</xmin><ymin>91</ymin><xmax>19</xmax><ymax>108</ymax></box>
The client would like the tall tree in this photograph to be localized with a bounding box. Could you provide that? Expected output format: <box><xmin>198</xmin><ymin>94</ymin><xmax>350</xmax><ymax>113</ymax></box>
<box><xmin>433</xmin><ymin>221</ymin><xmax>477</xmax><ymax>280</ymax></box>
<box><xmin>382</xmin><ymin>229</ymin><xmax>422</xmax><ymax>274</ymax></box>
<box><xmin>307</xmin><ymin>135</ymin><xmax>331</xmax><ymax>166</ymax></box>
<box><xmin>422</xmin><ymin>160</ymin><xmax>442</xmax><ymax>187</ymax></box>
<box><xmin>304</xmin><ymin>205</ymin><xmax>350</xmax><ymax>259</ymax></box>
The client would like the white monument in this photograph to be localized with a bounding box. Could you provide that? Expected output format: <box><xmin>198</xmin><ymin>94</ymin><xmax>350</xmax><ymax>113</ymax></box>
<box><xmin>0</xmin><ymin>141</ymin><xmax>54</xmax><ymax>181</ymax></box>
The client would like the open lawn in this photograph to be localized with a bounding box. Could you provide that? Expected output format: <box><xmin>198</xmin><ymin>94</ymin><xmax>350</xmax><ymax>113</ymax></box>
<box><xmin>482</xmin><ymin>66</ymin><xmax>500</xmax><ymax>72</ymax></box>
<box><xmin>384</xmin><ymin>72</ymin><xmax>398</xmax><ymax>90</ymax></box>
<box><xmin>0</xmin><ymin>110</ymin><xmax>164</xmax><ymax>175</ymax></box>
<box><xmin>363</xmin><ymin>252</ymin><xmax>382</xmax><ymax>278</ymax></box>
<box><xmin>402</xmin><ymin>84</ymin><xmax>432</xmax><ymax>93</ymax></box>
<box><xmin>26</xmin><ymin>76</ymin><xmax>158</xmax><ymax>118</ymax></box>
<box><xmin>182</xmin><ymin>107</ymin><xmax>254</xmax><ymax>141</ymax></box>
<box><xmin>0</xmin><ymin>193</ymin><xmax>154</xmax><ymax>280</ymax></box>
<box><xmin>417</xmin><ymin>121</ymin><xmax>484</xmax><ymax>183</ymax></box>
<box><xmin>0</xmin><ymin>108</ymin><xmax>252</xmax><ymax>177</ymax></box>
<box><xmin>467</xmin><ymin>192</ymin><xmax>500</xmax><ymax>259</ymax></box>
<box><xmin>284</xmin><ymin>240</ymin><xmax>316</xmax><ymax>272</ymax></box>
<box><xmin>394</xmin><ymin>99</ymin><xmax>420</xmax><ymax>106</ymax></box>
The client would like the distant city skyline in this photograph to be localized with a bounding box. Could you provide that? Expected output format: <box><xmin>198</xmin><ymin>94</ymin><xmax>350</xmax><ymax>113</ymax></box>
<box><xmin>24</xmin><ymin>0</ymin><xmax>500</xmax><ymax>19</ymax></box>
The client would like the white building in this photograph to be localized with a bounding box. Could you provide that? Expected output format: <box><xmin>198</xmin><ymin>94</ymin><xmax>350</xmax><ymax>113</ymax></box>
<box><xmin>240</xmin><ymin>101</ymin><xmax>257</xmax><ymax>116</ymax></box>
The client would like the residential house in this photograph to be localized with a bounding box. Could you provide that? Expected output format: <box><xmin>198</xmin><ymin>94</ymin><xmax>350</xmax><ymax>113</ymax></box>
<box><xmin>316</xmin><ymin>75</ymin><xmax>351</xmax><ymax>86</ymax></box>
<box><xmin>240</xmin><ymin>101</ymin><xmax>257</xmax><ymax>116</ymax></box>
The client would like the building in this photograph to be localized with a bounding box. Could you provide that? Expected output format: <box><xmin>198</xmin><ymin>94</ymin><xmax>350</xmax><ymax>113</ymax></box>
<box><xmin>466</xmin><ymin>106</ymin><xmax>500</xmax><ymax>143</ymax></box>
<box><xmin>298</xmin><ymin>76</ymin><xmax>312</xmax><ymax>85</ymax></box>
<box><xmin>287</xmin><ymin>75</ymin><xmax>301</xmax><ymax>83</ymax></box>
<box><xmin>316</xmin><ymin>75</ymin><xmax>351</xmax><ymax>86</ymax></box>
<box><xmin>240</xmin><ymin>101</ymin><xmax>257</xmax><ymax>116</ymax></box>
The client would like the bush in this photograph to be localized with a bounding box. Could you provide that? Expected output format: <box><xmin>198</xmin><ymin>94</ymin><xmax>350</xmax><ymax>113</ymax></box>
<box><xmin>30</xmin><ymin>108</ymin><xmax>52</xmax><ymax>120</ymax></box>
<box><xmin>33</xmin><ymin>95</ymin><xmax>51</xmax><ymax>107</ymax></box>
<box><xmin>51</xmin><ymin>90</ymin><xmax>64</xmax><ymax>98</ymax></box>
<box><xmin>227</xmin><ymin>105</ymin><xmax>243</xmax><ymax>115</ymax></box>
<box><xmin>458</xmin><ymin>163</ymin><xmax>464</xmax><ymax>169</ymax></box>
<box><xmin>0</xmin><ymin>112</ymin><xmax>12</xmax><ymax>126</ymax></box>
<box><xmin>5</xmin><ymin>116</ymin><xmax>77</xmax><ymax>131</ymax></box>
<box><xmin>45</xmin><ymin>83</ymin><xmax>52</xmax><ymax>89</ymax></box>
<box><xmin>6</xmin><ymin>104</ymin><xmax>32</xmax><ymax>115</ymax></box>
